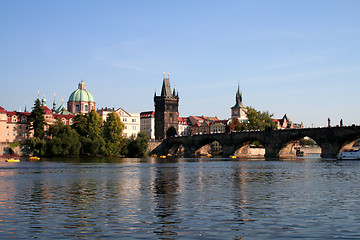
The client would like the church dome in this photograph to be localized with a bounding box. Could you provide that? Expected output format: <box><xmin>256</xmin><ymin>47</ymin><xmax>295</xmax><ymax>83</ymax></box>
<box><xmin>68</xmin><ymin>81</ymin><xmax>95</xmax><ymax>103</ymax></box>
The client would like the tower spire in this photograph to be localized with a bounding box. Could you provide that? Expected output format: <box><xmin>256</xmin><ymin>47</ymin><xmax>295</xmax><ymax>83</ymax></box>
<box><xmin>52</xmin><ymin>92</ymin><xmax>57</xmax><ymax>112</ymax></box>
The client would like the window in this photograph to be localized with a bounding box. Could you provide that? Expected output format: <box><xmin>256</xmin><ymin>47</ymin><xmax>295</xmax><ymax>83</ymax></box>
<box><xmin>85</xmin><ymin>105</ymin><xmax>88</xmax><ymax>111</ymax></box>
<box><xmin>76</xmin><ymin>105</ymin><xmax>80</xmax><ymax>112</ymax></box>
<box><xmin>132</xmin><ymin>126</ymin><xmax>136</xmax><ymax>130</ymax></box>
<box><xmin>123</xmin><ymin>118</ymin><xmax>127</xmax><ymax>122</ymax></box>
<box><xmin>132</xmin><ymin>119</ymin><xmax>136</xmax><ymax>122</ymax></box>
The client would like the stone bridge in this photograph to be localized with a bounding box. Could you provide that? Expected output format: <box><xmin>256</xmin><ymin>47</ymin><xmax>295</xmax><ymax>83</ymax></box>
<box><xmin>155</xmin><ymin>126</ymin><xmax>360</xmax><ymax>158</ymax></box>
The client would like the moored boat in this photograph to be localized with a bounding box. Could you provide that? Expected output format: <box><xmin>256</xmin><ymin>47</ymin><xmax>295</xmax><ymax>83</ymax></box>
<box><xmin>29</xmin><ymin>156</ymin><xmax>40</xmax><ymax>161</ymax></box>
<box><xmin>337</xmin><ymin>149</ymin><xmax>360</xmax><ymax>160</ymax></box>
<box><xmin>6</xmin><ymin>158</ymin><xmax>20</xmax><ymax>162</ymax></box>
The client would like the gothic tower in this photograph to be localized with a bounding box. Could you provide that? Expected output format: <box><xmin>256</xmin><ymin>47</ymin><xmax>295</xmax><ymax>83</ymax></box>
<box><xmin>231</xmin><ymin>83</ymin><xmax>247</xmax><ymax>121</ymax></box>
<box><xmin>154</xmin><ymin>74</ymin><xmax>179</xmax><ymax>140</ymax></box>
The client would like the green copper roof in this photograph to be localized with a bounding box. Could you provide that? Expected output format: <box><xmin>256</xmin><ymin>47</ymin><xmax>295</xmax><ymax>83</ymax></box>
<box><xmin>56</xmin><ymin>103</ymin><xmax>73</xmax><ymax>115</ymax></box>
<box><xmin>68</xmin><ymin>81</ymin><xmax>95</xmax><ymax>103</ymax></box>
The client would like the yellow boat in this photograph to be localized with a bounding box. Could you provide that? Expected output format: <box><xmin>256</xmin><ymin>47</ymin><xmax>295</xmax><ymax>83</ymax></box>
<box><xmin>29</xmin><ymin>156</ymin><xmax>40</xmax><ymax>160</ymax></box>
<box><xmin>6</xmin><ymin>158</ymin><xmax>20</xmax><ymax>162</ymax></box>
<box><xmin>160</xmin><ymin>155</ymin><xmax>167</xmax><ymax>159</ymax></box>
<box><xmin>229</xmin><ymin>155</ymin><xmax>237</xmax><ymax>159</ymax></box>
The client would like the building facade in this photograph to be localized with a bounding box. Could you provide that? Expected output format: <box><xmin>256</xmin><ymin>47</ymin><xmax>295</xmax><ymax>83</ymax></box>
<box><xmin>178</xmin><ymin>117</ymin><xmax>191</xmax><ymax>136</ymax></box>
<box><xmin>0</xmin><ymin>100</ymin><xmax>75</xmax><ymax>144</ymax></box>
<box><xmin>97</xmin><ymin>107</ymin><xmax>141</xmax><ymax>138</ymax></box>
<box><xmin>154</xmin><ymin>75</ymin><xmax>179</xmax><ymax>140</ymax></box>
<box><xmin>140</xmin><ymin>111</ymin><xmax>155</xmax><ymax>139</ymax></box>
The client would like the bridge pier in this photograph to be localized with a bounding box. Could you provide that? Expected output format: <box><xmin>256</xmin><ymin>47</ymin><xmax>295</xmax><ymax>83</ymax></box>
<box><xmin>320</xmin><ymin>142</ymin><xmax>341</xmax><ymax>158</ymax></box>
<box><xmin>264</xmin><ymin>146</ymin><xmax>280</xmax><ymax>158</ymax></box>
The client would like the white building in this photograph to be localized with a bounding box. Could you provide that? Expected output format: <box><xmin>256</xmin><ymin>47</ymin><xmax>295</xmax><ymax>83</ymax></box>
<box><xmin>97</xmin><ymin>107</ymin><xmax>140</xmax><ymax>138</ymax></box>
<box><xmin>140</xmin><ymin>111</ymin><xmax>155</xmax><ymax>139</ymax></box>
<box><xmin>178</xmin><ymin>117</ymin><xmax>191</xmax><ymax>136</ymax></box>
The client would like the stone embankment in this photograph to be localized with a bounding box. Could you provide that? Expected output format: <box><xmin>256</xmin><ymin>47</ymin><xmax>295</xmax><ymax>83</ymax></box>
<box><xmin>0</xmin><ymin>143</ymin><xmax>30</xmax><ymax>156</ymax></box>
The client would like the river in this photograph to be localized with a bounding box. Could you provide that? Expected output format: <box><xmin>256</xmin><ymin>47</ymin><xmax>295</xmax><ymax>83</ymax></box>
<box><xmin>0</xmin><ymin>156</ymin><xmax>360</xmax><ymax>239</ymax></box>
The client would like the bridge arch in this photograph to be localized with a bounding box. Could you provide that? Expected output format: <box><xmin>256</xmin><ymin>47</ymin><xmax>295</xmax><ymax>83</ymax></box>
<box><xmin>166</xmin><ymin>127</ymin><xmax>177</xmax><ymax>138</ymax></box>
<box><xmin>193</xmin><ymin>136</ymin><xmax>225</xmax><ymax>157</ymax></box>
<box><xmin>337</xmin><ymin>136</ymin><xmax>360</xmax><ymax>153</ymax></box>
<box><xmin>233</xmin><ymin>138</ymin><xmax>266</xmax><ymax>157</ymax></box>
<box><xmin>278</xmin><ymin>135</ymin><xmax>320</xmax><ymax>157</ymax></box>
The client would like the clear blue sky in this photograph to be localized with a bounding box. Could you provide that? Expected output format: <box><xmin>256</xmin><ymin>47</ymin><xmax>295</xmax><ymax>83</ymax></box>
<box><xmin>1</xmin><ymin>0</ymin><xmax>359</xmax><ymax>127</ymax></box>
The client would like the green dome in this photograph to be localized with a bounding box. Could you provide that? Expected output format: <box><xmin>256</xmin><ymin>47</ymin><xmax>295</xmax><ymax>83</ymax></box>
<box><xmin>68</xmin><ymin>81</ymin><xmax>95</xmax><ymax>103</ymax></box>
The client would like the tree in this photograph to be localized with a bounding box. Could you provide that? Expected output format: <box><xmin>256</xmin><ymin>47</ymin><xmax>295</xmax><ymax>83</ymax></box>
<box><xmin>72</xmin><ymin>110</ymin><xmax>106</xmax><ymax>155</ymax></box>
<box><xmin>72</xmin><ymin>114</ymin><xmax>88</xmax><ymax>137</ymax></box>
<box><xmin>48</xmin><ymin>119</ymin><xmax>81</xmax><ymax>156</ymax></box>
<box><xmin>124</xmin><ymin>132</ymin><xmax>149</xmax><ymax>157</ymax></box>
<box><xmin>242</xmin><ymin>106</ymin><xmax>277</xmax><ymax>131</ymax></box>
<box><xmin>29</xmin><ymin>98</ymin><xmax>46</xmax><ymax>138</ymax></box>
<box><xmin>27</xmin><ymin>137</ymin><xmax>47</xmax><ymax>156</ymax></box>
<box><xmin>103</xmin><ymin>112</ymin><xmax>125</xmax><ymax>155</ymax></box>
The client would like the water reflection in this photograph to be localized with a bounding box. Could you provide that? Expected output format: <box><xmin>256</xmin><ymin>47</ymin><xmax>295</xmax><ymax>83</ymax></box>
<box><xmin>1</xmin><ymin>158</ymin><xmax>360</xmax><ymax>239</ymax></box>
<box><xmin>152</xmin><ymin>163</ymin><xmax>180</xmax><ymax>237</ymax></box>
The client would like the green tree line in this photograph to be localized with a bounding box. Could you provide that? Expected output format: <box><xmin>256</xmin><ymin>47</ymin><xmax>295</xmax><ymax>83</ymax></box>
<box><xmin>27</xmin><ymin>99</ymin><xmax>149</xmax><ymax>157</ymax></box>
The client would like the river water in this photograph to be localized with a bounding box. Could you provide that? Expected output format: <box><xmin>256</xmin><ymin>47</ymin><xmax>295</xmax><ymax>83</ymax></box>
<box><xmin>1</xmin><ymin>156</ymin><xmax>360</xmax><ymax>239</ymax></box>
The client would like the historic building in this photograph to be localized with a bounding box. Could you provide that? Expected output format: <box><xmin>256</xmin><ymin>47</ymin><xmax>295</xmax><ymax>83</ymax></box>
<box><xmin>229</xmin><ymin>83</ymin><xmax>248</xmax><ymax>131</ymax></box>
<box><xmin>273</xmin><ymin>114</ymin><xmax>303</xmax><ymax>130</ymax></box>
<box><xmin>97</xmin><ymin>107</ymin><xmax>140</xmax><ymax>138</ymax></box>
<box><xmin>140</xmin><ymin>111</ymin><xmax>155</xmax><ymax>140</ymax></box>
<box><xmin>67</xmin><ymin>80</ymin><xmax>96</xmax><ymax>114</ymax></box>
<box><xmin>178</xmin><ymin>117</ymin><xmax>191</xmax><ymax>137</ymax></box>
<box><xmin>154</xmin><ymin>75</ymin><xmax>179</xmax><ymax>140</ymax></box>
<box><xmin>230</xmin><ymin>83</ymin><xmax>248</xmax><ymax>122</ymax></box>
<box><xmin>0</xmin><ymin>97</ymin><xmax>75</xmax><ymax>143</ymax></box>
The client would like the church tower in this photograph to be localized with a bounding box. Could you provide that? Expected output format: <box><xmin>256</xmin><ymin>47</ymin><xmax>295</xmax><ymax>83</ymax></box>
<box><xmin>231</xmin><ymin>83</ymin><xmax>247</xmax><ymax>121</ymax></box>
<box><xmin>154</xmin><ymin>74</ymin><xmax>179</xmax><ymax>140</ymax></box>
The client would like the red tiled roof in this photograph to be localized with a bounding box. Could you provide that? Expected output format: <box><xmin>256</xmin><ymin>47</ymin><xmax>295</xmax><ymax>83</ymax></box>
<box><xmin>140</xmin><ymin>111</ymin><xmax>155</xmax><ymax>118</ymax></box>
<box><xmin>41</xmin><ymin>106</ymin><xmax>52</xmax><ymax>114</ymax></box>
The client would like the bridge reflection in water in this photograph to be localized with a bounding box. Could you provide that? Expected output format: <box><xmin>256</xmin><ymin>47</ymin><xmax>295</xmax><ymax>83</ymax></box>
<box><xmin>155</xmin><ymin>126</ymin><xmax>360</xmax><ymax>158</ymax></box>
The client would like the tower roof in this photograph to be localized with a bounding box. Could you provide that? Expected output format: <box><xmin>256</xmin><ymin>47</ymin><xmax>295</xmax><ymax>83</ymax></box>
<box><xmin>161</xmin><ymin>78</ymin><xmax>173</xmax><ymax>98</ymax></box>
<box><xmin>231</xmin><ymin>83</ymin><xmax>244</xmax><ymax>109</ymax></box>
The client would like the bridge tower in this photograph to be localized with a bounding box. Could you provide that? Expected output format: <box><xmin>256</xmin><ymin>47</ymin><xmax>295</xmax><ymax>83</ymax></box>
<box><xmin>154</xmin><ymin>74</ymin><xmax>179</xmax><ymax>140</ymax></box>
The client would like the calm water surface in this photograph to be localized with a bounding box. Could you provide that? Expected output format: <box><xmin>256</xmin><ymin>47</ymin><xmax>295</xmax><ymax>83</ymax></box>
<box><xmin>1</xmin><ymin>156</ymin><xmax>360</xmax><ymax>239</ymax></box>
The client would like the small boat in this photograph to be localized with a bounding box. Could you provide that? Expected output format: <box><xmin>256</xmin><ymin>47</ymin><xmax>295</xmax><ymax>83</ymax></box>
<box><xmin>160</xmin><ymin>155</ymin><xmax>167</xmax><ymax>159</ymax></box>
<box><xmin>206</xmin><ymin>154</ymin><xmax>212</xmax><ymax>158</ymax></box>
<box><xmin>29</xmin><ymin>156</ymin><xmax>40</xmax><ymax>161</ymax></box>
<box><xmin>337</xmin><ymin>149</ymin><xmax>360</xmax><ymax>160</ymax></box>
<box><xmin>6</xmin><ymin>158</ymin><xmax>20</xmax><ymax>162</ymax></box>
<box><xmin>229</xmin><ymin>155</ymin><xmax>237</xmax><ymax>159</ymax></box>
